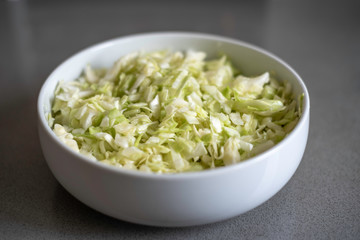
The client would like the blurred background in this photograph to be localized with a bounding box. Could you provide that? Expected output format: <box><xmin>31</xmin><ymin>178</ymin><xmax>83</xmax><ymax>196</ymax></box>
<box><xmin>0</xmin><ymin>0</ymin><xmax>359</xmax><ymax>239</ymax></box>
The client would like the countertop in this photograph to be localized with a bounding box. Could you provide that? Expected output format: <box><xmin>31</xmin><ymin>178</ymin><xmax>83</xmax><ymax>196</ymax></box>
<box><xmin>1</xmin><ymin>0</ymin><xmax>359</xmax><ymax>239</ymax></box>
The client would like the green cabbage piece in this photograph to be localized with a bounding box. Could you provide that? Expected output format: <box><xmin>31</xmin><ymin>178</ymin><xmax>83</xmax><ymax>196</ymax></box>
<box><xmin>50</xmin><ymin>50</ymin><xmax>301</xmax><ymax>173</ymax></box>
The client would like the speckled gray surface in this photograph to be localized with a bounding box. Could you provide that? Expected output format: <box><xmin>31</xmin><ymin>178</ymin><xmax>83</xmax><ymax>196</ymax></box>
<box><xmin>1</xmin><ymin>0</ymin><xmax>360</xmax><ymax>239</ymax></box>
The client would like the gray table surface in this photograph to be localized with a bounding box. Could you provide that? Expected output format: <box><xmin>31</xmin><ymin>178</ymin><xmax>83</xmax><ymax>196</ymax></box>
<box><xmin>1</xmin><ymin>0</ymin><xmax>359</xmax><ymax>239</ymax></box>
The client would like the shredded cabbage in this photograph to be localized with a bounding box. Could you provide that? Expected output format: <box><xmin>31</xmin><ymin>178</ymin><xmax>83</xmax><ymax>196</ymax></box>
<box><xmin>50</xmin><ymin>50</ymin><xmax>301</xmax><ymax>173</ymax></box>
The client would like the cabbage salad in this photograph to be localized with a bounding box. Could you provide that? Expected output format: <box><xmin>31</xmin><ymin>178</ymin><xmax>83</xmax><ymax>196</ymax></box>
<box><xmin>49</xmin><ymin>50</ymin><xmax>301</xmax><ymax>173</ymax></box>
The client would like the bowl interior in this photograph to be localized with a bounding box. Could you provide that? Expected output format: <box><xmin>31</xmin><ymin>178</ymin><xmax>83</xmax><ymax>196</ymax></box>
<box><xmin>39</xmin><ymin>32</ymin><xmax>308</xmax><ymax>171</ymax></box>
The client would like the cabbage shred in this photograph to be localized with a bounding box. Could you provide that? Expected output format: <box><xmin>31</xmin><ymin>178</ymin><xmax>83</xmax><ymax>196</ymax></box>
<box><xmin>50</xmin><ymin>50</ymin><xmax>300</xmax><ymax>173</ymax></box>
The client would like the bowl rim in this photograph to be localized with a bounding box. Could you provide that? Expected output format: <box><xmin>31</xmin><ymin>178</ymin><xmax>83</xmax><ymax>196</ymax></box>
<box><xmin>37</xmin><ymin>31</ymin><xmax>310</xmax><ymax>180</ymax></box>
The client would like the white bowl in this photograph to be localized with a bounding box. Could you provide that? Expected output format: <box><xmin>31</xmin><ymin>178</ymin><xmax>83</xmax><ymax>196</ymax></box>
<box><xmin>38</xmin><ymin>32</ymin><xmax>310</xmax><ymax>227</ymax></box>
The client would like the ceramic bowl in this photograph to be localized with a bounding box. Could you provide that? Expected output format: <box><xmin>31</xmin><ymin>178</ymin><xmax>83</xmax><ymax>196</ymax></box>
<box><xmin>38</xmin><ymin>32</ymin><xmax>310</xmax><ymax>227</ymax></box>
